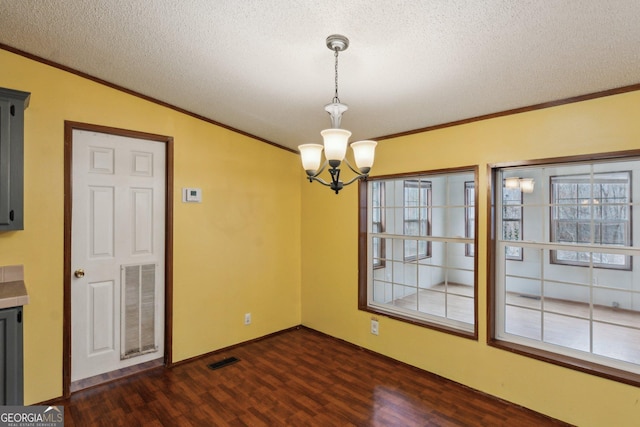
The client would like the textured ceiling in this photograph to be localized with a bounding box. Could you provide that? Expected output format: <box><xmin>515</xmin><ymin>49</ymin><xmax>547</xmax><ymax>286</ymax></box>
<box><xmin>1</xmin><ymin>1</ymin><xmax>639</xmax><ymax>151</ymax></box>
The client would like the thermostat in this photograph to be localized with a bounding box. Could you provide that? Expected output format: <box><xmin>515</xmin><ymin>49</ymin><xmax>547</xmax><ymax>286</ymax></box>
<box><xmin>182</xmin><ymin>188</ymin><xmax>202</xmax><ymax>203</ymax></box>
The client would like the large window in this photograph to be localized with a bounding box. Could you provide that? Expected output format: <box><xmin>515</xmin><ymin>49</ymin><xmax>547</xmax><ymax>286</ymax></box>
<box><xmin>550</xmin><ymin>172</ymin><xmax>631</xmax><ymax>269</ymax></box>
<box><xmin>360</xmin><ymin>168</ymin><xmax>477</xmax><ymax>337</ymax></box>
<box><xmin>491</xmin><ymin>155</ymin><xmax>640</xmax><ymax>385</ymax></box>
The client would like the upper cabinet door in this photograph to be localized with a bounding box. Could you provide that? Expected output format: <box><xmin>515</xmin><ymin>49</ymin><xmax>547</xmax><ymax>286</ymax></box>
<box><xmin>0</xmin><ymin>88</ymin><xmax>30</xmax><ymax>231</ymax></box>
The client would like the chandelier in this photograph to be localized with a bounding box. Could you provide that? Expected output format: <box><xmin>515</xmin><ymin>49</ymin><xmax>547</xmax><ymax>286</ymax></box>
<box><xmin>298</xmin><ymin>35</ymin><xmax>377</xmax><ymax>194</ymax></box>
<box><xmin>504</xmin><ymin>177</ymin><xmax>535</xmax><ymax>193</ymax></box>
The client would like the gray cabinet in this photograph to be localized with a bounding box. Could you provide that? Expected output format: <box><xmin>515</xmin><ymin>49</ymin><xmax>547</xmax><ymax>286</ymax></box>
<box><xmin>0</xmin><ymin>306</ymin><xmax>23</xmax><ymax>405</ymax></box>
<box><xmin>0</xmin><ymin>87</ymin><xmax>30</xmax><ymax>231</ymax></box>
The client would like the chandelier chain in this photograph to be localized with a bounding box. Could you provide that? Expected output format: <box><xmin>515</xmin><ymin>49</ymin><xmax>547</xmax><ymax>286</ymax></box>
<box><xmin>333</xmin><ymin>49</ymin><xmax>340</xmax><ymax>104</ymax></box>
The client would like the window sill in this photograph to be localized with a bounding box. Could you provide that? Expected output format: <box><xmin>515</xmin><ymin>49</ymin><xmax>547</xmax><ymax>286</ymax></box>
<box><xmin>358</xmin><ymin>304</ymin><xmax>477</xmax><ymax>340</ymax></box>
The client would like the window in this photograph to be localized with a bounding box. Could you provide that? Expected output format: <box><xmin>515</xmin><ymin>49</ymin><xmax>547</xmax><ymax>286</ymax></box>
<box><xmin>550</xmin><ymin>172</ymin><xmax>631</xmax><ymax>270</ymax></box>
<box><xmin>403</xmin><ymin>180</ymin><xmax>431</xmax><ymax>261</ymax></box>
<box><xmin>465</xmin><ymin>182</ymin><xmax>475</xmax><ymax>256</ymax></box>
<box><xmin>372</xmin><ymin>181</ymin><xmax>386</xmax><ymax>269</ymax></box>
<box><xmin>503</xmin><ymin>186</ymin><xmax>523</xmax><ymax>260</ymax></box>
<box><xmin>359</xmin><ymin>168</ymin><xmax>477</xmax><ymax>337</ymax></box>
<box><xmin>491</xmin><ymin>155</ymin><xmax>640</xmax><ymax>385</ymax></box>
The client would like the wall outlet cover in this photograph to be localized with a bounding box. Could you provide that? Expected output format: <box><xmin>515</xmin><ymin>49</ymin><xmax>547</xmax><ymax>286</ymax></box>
<box><xmin>371</xmin><ymin>319</ymin><xmax>379</xmax><ymax>335</ymax></box>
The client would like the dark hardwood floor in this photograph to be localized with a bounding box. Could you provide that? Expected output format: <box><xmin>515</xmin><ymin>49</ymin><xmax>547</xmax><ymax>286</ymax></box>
<box><xmin>51</xmin><ymin>327</ymin><xmax>570</xmax><ymax>426</ymax></box>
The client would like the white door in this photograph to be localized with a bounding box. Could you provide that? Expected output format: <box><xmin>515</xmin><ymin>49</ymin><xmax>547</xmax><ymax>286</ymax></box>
<box><xmin>71</xmin><ymin>129</ymin><xmax>165</xmax><ymax>382</ymax></box>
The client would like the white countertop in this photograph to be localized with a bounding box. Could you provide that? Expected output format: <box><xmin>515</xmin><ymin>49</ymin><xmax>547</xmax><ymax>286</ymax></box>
<box><xmin>0</xmin><ymin>265</ymin><xmax>29</xmax><ymax>309</ymax></box>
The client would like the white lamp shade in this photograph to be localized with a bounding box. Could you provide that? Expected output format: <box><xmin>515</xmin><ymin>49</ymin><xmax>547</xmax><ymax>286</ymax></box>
<box><xmin>504</xmin><ymin>177</ymin><xmax>520</xmax><ymax>189</ymax></box>
<box><xmin>298</xmin><ymin>144</ymin><xmax>324</xmax><ymax>172</ymax></box>
<box><xmin>351</xmin><ymin>140</ymin><xmax>377</xmax><ymax>169</ymax></box>
<box><xmin>520</xmin><ymin>178</ymin><xmax>535</xmax><ymax>193</ymax></box>
<box><xmin>321</xmin><ymin>128</ymin><xmax>351</xmax><ymax>161</ymax></box>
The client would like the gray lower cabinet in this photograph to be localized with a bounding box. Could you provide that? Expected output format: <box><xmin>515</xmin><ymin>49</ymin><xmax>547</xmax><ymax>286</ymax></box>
<box><xmin>0</xmin><ymin>87</ymin><xmax>30</xmax><ymax>231</ymax></box>
<box><xmin>0</xmin><ymin>306</ymin><xmax>23</xmax><ymax>405</ymax></box>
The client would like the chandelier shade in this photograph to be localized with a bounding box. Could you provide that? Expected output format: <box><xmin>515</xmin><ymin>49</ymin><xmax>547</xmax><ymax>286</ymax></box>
<box><xmin>504</xmin><ymin>176</ymin><xmax>535</xmax><ymax>193</ymax></box>
<box><xmin>519</xmin><ymin>178</ymin><xmax>535</xmax><ymax>193</ymax></box>
<box><xmin>504</xmin><ymin>177</ymin><xmax>520</xmax><ymax>189</ymax></box>
<box><xmin>321</xmin><ymin>128</ymin><xmax>351</xmax><ymax>164</ymax></box>
<box><xmin>299</xmin><ymin>143</ymin><xmax>324</xmax><ymax>174</ymax></box>
<box><xmin>351</xmin><ymin>140</ymin><xmax>377</xmax><ymax>171</ymax></box>
<box><xmin>298</xmin><ymin>34</ymin><xmax>377</xmax><ymax>194</ymax></box>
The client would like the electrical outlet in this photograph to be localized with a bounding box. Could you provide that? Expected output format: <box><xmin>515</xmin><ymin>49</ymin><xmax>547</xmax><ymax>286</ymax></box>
<box><xmin>244</xmin><ymin>313</ymin><xmax>251</xmax><ymax>325</ymax></box>
<box><xmin>371</xmin><ymin>319</ymin><xmax>379</xmax><ymax>335</ymax></box>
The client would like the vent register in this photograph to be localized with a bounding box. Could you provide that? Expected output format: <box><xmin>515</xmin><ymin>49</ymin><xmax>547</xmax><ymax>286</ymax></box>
<box><xmin>121</xmin><ymin>264</ymin><xmax>157</xmax><ymax>359</ymax></box>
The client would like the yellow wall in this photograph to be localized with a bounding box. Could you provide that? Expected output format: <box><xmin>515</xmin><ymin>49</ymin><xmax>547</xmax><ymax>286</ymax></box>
<box><xmin>0</xmin><ymin>49</ymin><xmax>302</xmax><ymax>404</ymax></box>
<box><xmin>301</xmin><ymin>91</ymin><xmax>640</xmax><ymax>426</ymax></box>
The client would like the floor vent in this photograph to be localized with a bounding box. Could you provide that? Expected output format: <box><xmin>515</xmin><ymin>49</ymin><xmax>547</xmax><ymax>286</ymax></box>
<box><xmin>207</xmin><ymin>357</ymin><xmax>240</xmax><ymax>370</ymax></box>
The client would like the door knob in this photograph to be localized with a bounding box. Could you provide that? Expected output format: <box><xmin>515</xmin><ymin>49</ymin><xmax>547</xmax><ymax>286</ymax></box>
<box><xmin>74</xmin><ymin>268</ymin><xmax>85</xmax><ymax>278</ymax></box>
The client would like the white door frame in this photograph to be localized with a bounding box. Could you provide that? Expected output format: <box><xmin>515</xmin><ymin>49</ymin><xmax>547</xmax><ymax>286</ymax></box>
<box><xmin>63</xmin><ymin>121</ymin><xmax>173</xmax><ymax>397</ymax></box>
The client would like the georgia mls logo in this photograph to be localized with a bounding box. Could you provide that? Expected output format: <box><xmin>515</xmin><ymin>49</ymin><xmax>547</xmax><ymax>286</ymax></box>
<box><xmin>43</xmin><ymin>406</ymin><xmax>63</xmax><ymax>419</ymax></box>
<box><xmin>0</xmin><ymin>405</ymin><xmax>64</xmax><ymax>427</ymax></box>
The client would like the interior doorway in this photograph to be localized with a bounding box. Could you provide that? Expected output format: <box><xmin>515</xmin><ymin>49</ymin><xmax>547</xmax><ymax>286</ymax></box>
<box><xmin>63</xmin><ymin>121</ymin><xmax>173</xmax><ymax>396</ymax></box>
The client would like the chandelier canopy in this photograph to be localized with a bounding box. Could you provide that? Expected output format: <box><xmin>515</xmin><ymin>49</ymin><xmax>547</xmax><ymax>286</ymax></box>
<box><xmin>298</xmin><ymin>35</ymin><xmax>377</xmax><ymax>194</ymax></box>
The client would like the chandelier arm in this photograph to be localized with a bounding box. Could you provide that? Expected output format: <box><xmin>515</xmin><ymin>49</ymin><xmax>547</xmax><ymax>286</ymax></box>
<box><xmin>307</xmin><ymin>172</ymin><xmax>345</xmax><ymax>194</ymax></box>
<box><xmin>339</xmin><ymin>159</ymin><xmax>369</xmax><ymax>186</ymax></box>
<box><xmin>342</xmin><ymin>174</ymin><xmax>366</xmax><ymax>187</ymax></box>
<box><xmin>343</xmin><ymin>158</ymin><xmax>365</xmax><ymax>176</ymax></box>
<box><xmin>307</xmin><ymin>175</ymin><xmax>333</xmax><ymax>187</ymax></box>
<box><xmin>308</xmin><ymin>160</ymin><xmax>328</xmax><ymax>179</ymax></box>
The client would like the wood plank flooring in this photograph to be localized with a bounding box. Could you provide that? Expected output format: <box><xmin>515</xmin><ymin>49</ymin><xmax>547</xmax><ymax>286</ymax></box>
<box><xmin>50</xmin><ymin>327</ymin><xmax>570</xmax><ymax>426</ymax></box>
